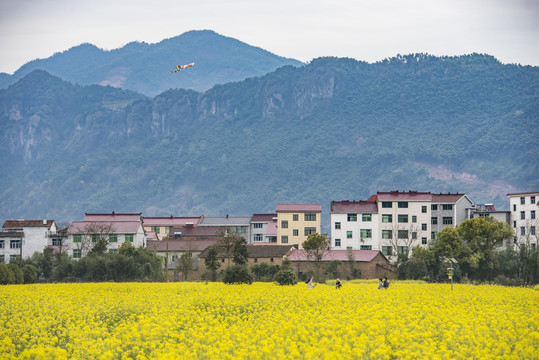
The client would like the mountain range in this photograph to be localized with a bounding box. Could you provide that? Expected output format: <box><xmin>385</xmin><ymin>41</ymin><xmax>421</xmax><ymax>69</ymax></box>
<box><xmin>1</xmin><ymin>31</ymin><xmax>538</xmax><ymax>230</ymax></box>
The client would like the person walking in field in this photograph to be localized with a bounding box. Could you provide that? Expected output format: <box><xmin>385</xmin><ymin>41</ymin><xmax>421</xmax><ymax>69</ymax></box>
<box><xmin>307</xmin><ymin>277</ymin><xmax>317</xmax><ymax>289</ymax></box>
<box><xmin>383</xmin><ymin>276</ymin><xmax>389</xmax><ymax>289</ymax></box>
<box><xmin>378</xmin><ymin>278</ymin><xmax>384</xmax><ymax>289</ymax></box>
<box><xmin>335</xmin><ymin>278</ymin><xmax>342</xmax><ymax>289</ymax></box>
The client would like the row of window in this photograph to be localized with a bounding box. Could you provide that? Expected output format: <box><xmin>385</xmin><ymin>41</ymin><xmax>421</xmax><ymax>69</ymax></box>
<box><xmin>72</xmin><ymin>234</ymin><xmax>134</xmax><ymax>243</ymax></box>
<box><xmin>337</xmin><ymin>215</ymin><xmax>453</xmax><ymax>226</ymax></box>
<box><xmin>0</xmin><ymin>255</ymin><xmax>20</xmax><ymax>263</ymax></box>
<box><xmin>519</xmin><ymin>196</ymin><xmax>536</xmax><ymax>205</ymax></box>
<box><xmin>280</xmin><ymin>227</ymin><xmax>317</xmax><ymax>243</ymax></box>
<box><xmin>518</xmin><ymin>210</ymin><xmax>536</xmax><ymax>220</ymax></box>
<box><xmin>0</xmin><ymin>240</ymin><xmax>21</xmax><ymax>249</ymax></box>
<box><xmin>520</xmin><ymin>226</ymin><xmax>536</xmax><ymax>236</ymax></box>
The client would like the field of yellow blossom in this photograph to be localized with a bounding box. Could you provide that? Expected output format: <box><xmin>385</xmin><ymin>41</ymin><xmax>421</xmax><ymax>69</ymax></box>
<box><xmin>1</xmin><ymin>281</ymin><xmax>538</xmax><ymax>359</ymax></box>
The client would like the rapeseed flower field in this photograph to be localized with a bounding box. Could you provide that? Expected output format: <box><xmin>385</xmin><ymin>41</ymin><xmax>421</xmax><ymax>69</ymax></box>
<box><xmin>1</xmin><ymin>282</ymin><xmax>537</xmax><ymax>359</ymax></box>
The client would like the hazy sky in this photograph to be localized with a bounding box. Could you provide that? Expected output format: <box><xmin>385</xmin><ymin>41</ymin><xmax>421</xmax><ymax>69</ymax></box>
<box><xmin>1</xmin><ymin>0</ymin><xmax>538</xmax><ymax>74</ymax></box>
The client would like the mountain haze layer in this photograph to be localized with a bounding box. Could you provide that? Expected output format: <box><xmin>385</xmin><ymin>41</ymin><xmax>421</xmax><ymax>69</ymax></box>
<box><xmin>0</xmin><ymin>30</ymin><xmax>304</xmax><ymax>96</ymax></box>
<box><xmin>1</xmin><ymin>51</ymin><xmax>538</xmax><ymax>226</ymax></box>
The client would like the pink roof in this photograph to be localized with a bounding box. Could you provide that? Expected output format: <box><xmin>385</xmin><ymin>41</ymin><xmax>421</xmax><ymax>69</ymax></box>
<box><xmin>331</xmin><ymin>201</ymin><xmax>378</xmax><ymax>213</ymax></box>
<box><xmin>431</xmin><ymin>193</ymin><xmax>465</xmax><ymax>202</ymax></box>
<box><xmin>146</xmin><ymin>231</ymin><xmax>158</xmax><ymax>240</ymax></box>
<box><xmin>143</xmin><ymin>217</ymin><xmax>202</xmax><ymax>226</ymax></box>
<box><xmin>69</xmin><ymin>221</ymin><xmax>141</xmax><ymax>234</ymax></box>
<box><xmin>288</xmin><ymin>249</ymin><xmax>382</xmax><ymax>262</ymax></box>
<box><xmin>277</xmin><ymin>204</ymin><xmax>321</xmax><ymax>212</ymax></box>
<box><xmin>83</xmin><ymin>213</ymin><xmax>141</xmax><ymax>222</ymax></box>
<box><xmin>251</xmin><ymin>213</ymin><xmax>277</xmax><ymax>222</ymax></box>
<box><xmin>377</xmin><ymin>191</ymin><xmax>432</xmax><ymax>201</ymax></box>
<box><xmin>166</xmin><ymin>226</ymin><xmax>226</xmax><ymax>238</ymax></box>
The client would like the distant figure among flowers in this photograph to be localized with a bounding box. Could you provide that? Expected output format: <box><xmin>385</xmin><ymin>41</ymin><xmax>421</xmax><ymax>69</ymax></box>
<box><xmin>378</xmin><ymin>278</ymin><xmax>383</xmax><ymax>289</ymax></box>
<box><xmin>383</xmin><ymin>276</ymin><xmax>389</xmax><ymax>289</ymax></box>
<box><xmin>307</xmin><ymin>277</ymin><xmax>317</xmax><ymax>289</ymax></box>
<box><xmin>335</xmin><ymin>278</ymin><xmax>342</xmax><ymax>289</ymax></box>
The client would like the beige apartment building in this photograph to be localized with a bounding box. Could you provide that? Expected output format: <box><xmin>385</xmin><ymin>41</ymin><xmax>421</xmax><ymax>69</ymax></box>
<box><xmin>276</xmin><ymin>204</ymin><xmax>321</xmax><ymax>247</ymax></box>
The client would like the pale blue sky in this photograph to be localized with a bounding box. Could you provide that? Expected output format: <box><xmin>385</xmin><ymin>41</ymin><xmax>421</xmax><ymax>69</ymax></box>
<box><xmin>1</xmin><ymin>0</ymin><xmax>538</xmax><ymax>74</ymax></box>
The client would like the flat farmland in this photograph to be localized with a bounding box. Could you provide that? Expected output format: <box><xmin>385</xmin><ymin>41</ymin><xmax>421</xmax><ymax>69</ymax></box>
<box><xmin>1</xmin><ymin>282</ymin><xmax>537</xmax><ymax>359</ymax></box>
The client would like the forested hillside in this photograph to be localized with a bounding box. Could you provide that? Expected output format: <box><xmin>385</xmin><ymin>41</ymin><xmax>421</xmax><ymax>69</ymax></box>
<box><xmin>1</xmin><ymin>54</ymin><xmax>538</xmax><ymax>226</ymax></box>
<box><xmin>0</xmin><ymin>30</ymin><xmax>303</xmax><ymax>96</ymax></box>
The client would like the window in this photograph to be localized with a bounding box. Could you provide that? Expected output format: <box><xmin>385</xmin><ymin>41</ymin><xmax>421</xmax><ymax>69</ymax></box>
<box><xmin>513</xmin><ymin>204</ymin><xmax>517</xmax><ymax>211</ymax></box>
<box><xmin>281</xmin><ymin>235</ymin><xmax>288</xmax><ymax>244</ymax></box>
<box><xmin>304</xmin><ymin>213</ymin><xmax>316</xmax><ymax>221</ymax></box>
<box><xmin>362</xmin><ymin>213</ymin><xmax>372</xmax><ymax>222</ymax></box>
<box><xmin>360</xmin><ymin>245</ymin><xmax>372</xmax><ymax>250</ymax></box>
<box><xmin>521</xmin><ymin>211</ymin><xmax>525</xmax><ymax>220</ymax></box>
<box><xmin>421</xmin><ymin>237</ymin><xmax>427</xmax><ymax>245</ymax></box>
<box><xmin>254</xmin><ymin>234</ymin><xmax>263</xmax><ymax>242</ymax></box>
<box><xmin>398</xmin><ymin>202</ymin><xmax>408</xmax><ymax>208</ymax></box>
<box><xmin>52</xmin><ymin>239</ymin><xmax>62</xmax><ymax>246</ymax></box>
<box><xmin>412</xmin><ymin>232</ymin><xmax>417</xmax><ymax>240</ymax></box>
<box><xmin>431</xmin><ymin>232</ymin><xmax>438</xmax><ymax>240</ymax></box>
<box><xmin>10</xmin><ymin>240</ymin><xmax>21</xmax><ymax>249</ymax></box>
<box><xmin>0</xmin><ymin>240</ymin><xmax>4</xmax><ymax>248</ymax></box>
<box><xmin>521</xmin><ymin>227</ymin><xmax>525</xmax><ymax>235</ymax></box>
<box><xmin>398</xmin><ymin>214</ymin><xmax>408</xmax><ymax>223</ymax></box>
<box><xmin>304</xmin><ymin>227</ymin><xmax>316</xmax><ymax>236</ymax></box>
<box><xmin>531</xmin><ymin>226</ymin><xmax>536</xmax><ymax>235</ymax></box>
<box><xmin>360</xmin><ymin>229</ymin><xmax>372</xmax><ymax>238</ymax></box>
<box><xmin>532</xmin><ymin>211</ymin><xmax>536</xmax><ymax>220</ymax></box>
<box><xmin>520</xmin><ymin>197</ymin><xmax>525</xmax><ymax>204</ymax></box>
<box><xmin>109</xmin><ymin>234</ymin><xmax>118</xmax><ymax>242</ymax></box>
<box><xmin>253</xmin><ymin>223</ymin><xmax>263</xmax><ymax>229</ymax></box>
<box><xmin>443</xmin><ymin>217</ymin><xmax>453</xmax><ymax>225</ymax></box>
<box><xmin>253</xmin><ymin>258</ymin><xmax>258</xmax><ymax>263</ymax></box>
<box><xmin>281</xmin><ymin>220</ymin><xmax>288</xmax><ymax>229</ymax></box>
<box><xmin>151</xmin><ymin>226</ymin><xmax>160</xmax><ymax>233</ymax></box>
<box><xmin>422</xmin><ymin>223</ymin><xmax>427</xmax><ymax>231</ymax></box>
<box><xmin>513</xmin><ymin>221</ymin><xmax>517</xmax><ymax>228</ymax></box>
<box><xmin>293</xmin><ymin>214</ymin><xmax>299</xmax><ymax>221</ymax></box>
<box><xmin>73</xmin><ymin>234</ymin><xmax>82</xmax><ymax>243</ymax></box>
<box><xmin>109</xmin><ymin>249</ymin><xmax>118</xmax><ymax>253</ymax></box>
<box><xmin>335</xmin><ymin>222</ymin><xmax>341</xmax><ymax>229</ymax></box>
<box><xmin>0</xmin><ymin>255</ymin><xmax>4</xmax><ymax>263</ymax></box>
<box><xmin>125</xmin><ymin>234</ymin><xmax>134</xmax><ymax>242</ymax></box>
<box><xmin>347</xmin><ymin>231</ymin><xmax>353</xmax><ymax>239</ymax></box>
<box><xmin>398</xmin><ymin>246</ymin><xmax>409</xmax><ymax>256</ymax></box>
<box><xmin>10</xmin><ymin>255</ymin><xmax>20</xmax><ymax>262</ymax></box>
<box><xmin>531</xmin><ymin>196</ymin><xmax>536</xmax><ymax>204</ymax></box>
<box><xmin>270</xmin><ymin>258</ymin><xmax>274</xmax><ymax>263</ymax></box>
<box><xmin>431</xmin><ymin>204</ymin><xmax>438</xmax><ymax>210</ymax></box>
<box><xmin>382</xmin><ymin>202</ymin><xmax>392</xmax><ymax>208</ymax></box>
<box><xmin>347</xmin><ymin>213</ymin><xmax>357</xmax><ymax>222</ymax></box>
<box><xmin>335</xmin><ymin>238</ymin><xmax>341</xmax><ymax>247</ymax></box>
<box><xmin>382</xmin><ymin>214</ymin><xmax>392</xmax><ymax>223</ymax></box>
<box><xmin>268</xmin><ymin>236</ymin><xmax>277</xmax><ymax>243</ymax></box>
<box><xmin>236</xmin><ymin>226</ymin><xmax>247</xmax><ymax>234</ymax></box>
<box><xmin>422</xmin><ymin>206</ymin><xmax>427</xmax><ymax>213</ymax></box>
<box><xmin>431</xmin><ymin>217</ymin><xmax>438</xmax><ymax>225</ymax></box>
<box><xmin>442</xmin><ymin>204</ymin><xmax>453</xmax><ymax>210</ymax></box>
<box><xmin>293</xmin><ymin>229</ymin><xmax>299</xmax><ymax>236</ymax></box>
<box><xmin>412</xmin><ymin>215</ymin><xmax>417</xmax><ymax>223</ymax></box>
<box><xmin>398</xmin><ymin>230</ymin><xmax>409</xmax><ymax>239</ymax></box>
<box><xmin>382</xmin><ymin>246</ymin><xmax>392</xmax><ymax>256</ymax></box>
<box><xmin>382</xmin><ymin>230</ymin><xmax>392</xmax><ymax>239</ymax></box>
<box><xmin>73</xmin><ymin>249</ymin><xmax>81</xmax><ymax>259</ymax></box>
<box><xmin>91</xmin><ymin>234</ymin><xmax>99</xmax><ymax>243</ymax></box>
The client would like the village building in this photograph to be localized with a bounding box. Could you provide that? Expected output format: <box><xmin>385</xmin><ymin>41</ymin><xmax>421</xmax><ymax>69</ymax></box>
<box><xmin>142</xmin><ymin>216</ymin><xmax>203</xmax><ymax>240</ymax></box>
<box><xmin>249</xmin><ymin>213</ymin><xmax>278</xmax><ymax>244</ymax></box>
<box><xmin>276</xmin><ymin>204</ymin><xmax>322</xmax><ymax>247</ymax></box>
<box><xmin>507</xmin><ymin>191</ymin><xmax>538</xmax><ymax>248</ymax></box>
<box><xmin>330</xmin><ymin>200</ymin><xmax>379</xmax><ymax>250</ymax></box>
<box><xmin>1</xmin><ymin>220</ymin><xmax>58</xmax><ymax>264</ymax></box>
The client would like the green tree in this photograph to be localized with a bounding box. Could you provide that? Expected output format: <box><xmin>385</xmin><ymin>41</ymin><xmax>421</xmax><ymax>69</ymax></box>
<box><xmin>302</xmin><ymin>232</ymin><xmax>329</xmax><ymax>281</ymax></box>
<box><xmin>177</xmin><ymin>252</ymin><xmax>194</xmax><ymax>281</ymax></box>
<box><xmin>216</xmin><ymin>227</ymin><xmax>245</xmax><ymax>268</ymax></box>
<box><xmin>222</xmin><ymin>264</ymin><xmax>253</xmax><ymax>284</ymax></box>
<box><xmin>205</xmin><ymin>246</ymin><xmax>221</xmax><ymax>282</ymax></box>
<box><xmin>22</xmin><ymin>264</ymin><xmax>38</xmax><ymax>284</ymax></box>
<box><xmin>274</xmin><ymin>269</ymin><xmax>297</xmax><ymax>285</ymax></box>
<box><xmin>233</xmin><ymin>238</ymin><xmax>249</xmax><ymax>265</ymax></box>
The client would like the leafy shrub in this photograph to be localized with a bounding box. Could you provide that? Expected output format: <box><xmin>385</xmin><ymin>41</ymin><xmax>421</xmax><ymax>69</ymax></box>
<box><xmin>222</xmin><ymin>265</ymin><xmax>253</xmax><ymax>284</ymax></box>
<box><xmin>274</xmin><ymin>269</ymin><xmax>297</xmax><ymax>286</ymax></box>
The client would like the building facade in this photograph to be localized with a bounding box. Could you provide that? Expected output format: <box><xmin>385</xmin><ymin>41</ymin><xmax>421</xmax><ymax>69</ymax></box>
<box><xmin>330</xmin><ymin>200</ymin><xmax>379</xmax><ymax>250</ymax></box>
<box><xmin>276</xmin><ymin>204</ymin><xmax>322</xmax><ymax>247</ymax></box>
<box><xmin>142</xmin><ymin>216</ymin><xmax>202</xmax><ymax>240</ymax></box>
<box><xmin>507</xmin><ymin>191</ymin><xmax>538</xmax><ymax>247</ymax></box>
<box><xmin>1</xmin><ymin>220</ymin><xmax>58</xmax><ymax>264</ymax></box>
<box><xmin>249</xmin><ymin>214</ymin><xmax>278</xmax><ymax>244</ymax></box>
<box><xmin>430</xmin><ymin>193</ymin><xmax>474</xmax><ymax>240</ymax></box>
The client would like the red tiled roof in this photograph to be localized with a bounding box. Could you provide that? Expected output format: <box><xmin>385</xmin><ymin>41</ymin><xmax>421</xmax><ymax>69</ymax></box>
<box><xmin>431</xmin><ymin>193</ymin><xmax>465</xmax><ymax>202</ymax></box>
<box><xmin>277</xmin><ymin>204</ymin><xmax>321</xmax><ymax>212</ymax></box>
<box><xmin>377</xmin><ymin>191</ymin><xmax>432</xmax><ymax>201</ymax></box>
<box><xmin>251</xmin><ymin>214</ymin><xmax>277</xmax><ymax>222</ymax></box>
<box><xmin>3</xmin><ymin>220</ymin><xmax>55</xmax><ymax>228</ymax></box>
<box><xmin>147</xmin><ymin>239</ymin><xmax>217</xmax><ymax>252</ymax></box>
<box><xmin>166</xmin><ymin>226</ymin><xmax>226</xmax><ymax>238</ymax></box>
<box><xmin>288</xmin><ymin>249</ymin><xmax>383</xmax><ymax>262</ymax></box>
<box><xmin>83</xmin><ymin>213</ymin><xmax>142</xmax><ymax>222</ymax></box>
<box><xmin>198</xmin><ymin>244</ymin><xmax>294</xmax><ymax>258</ymax></box>
<box><xmin>69</xmin><ymin>221</ymin><xmax>141</xmax><ymax>234</ymax></box>
<box><xmin>507</xmin><ymin>191</ymin><xmax>539</xmax><ymax>196</ymax></box>
<box><xmin>331</xmin><ymin>201</ymin><xmax>378</xmax><ymax>213</ymax></box>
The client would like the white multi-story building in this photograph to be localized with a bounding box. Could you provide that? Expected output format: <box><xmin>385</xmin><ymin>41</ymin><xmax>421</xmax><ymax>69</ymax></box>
<box><xmin>67</xmin><ymin>213</ymin><xmax>146</xmax><ymax>258</ymax></box>
<box><xmin>430</xmin><ymin>193</ymin><xmax>475</xmax><ymax>240</ymax></box>
<box><xmin>1</xmin><ymin>220</ymin><xmax>58</xmax><ymax>264</ymax></box>
<box><xmin>507</xmin><ymin>191</ymin><xmax>538</xmax><ymax>247</ymax></box>
<box><xmin>330</xmin><ymin>200</ymin><xmax>379</xmax><ymax>250</ymax></box>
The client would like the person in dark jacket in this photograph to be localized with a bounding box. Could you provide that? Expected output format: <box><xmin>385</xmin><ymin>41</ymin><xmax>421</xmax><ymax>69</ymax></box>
<box><xmin>383</xmin><ymin>276</ymin><xmax>389</xmax><ymax>289</ymax></box>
